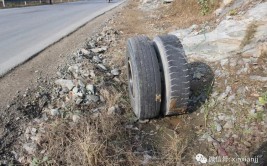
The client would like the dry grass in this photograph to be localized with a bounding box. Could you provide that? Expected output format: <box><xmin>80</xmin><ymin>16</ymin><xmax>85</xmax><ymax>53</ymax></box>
<box><xmin>38</xmin><ymin>113</ymin><xmax>140</xmax><ymax>166</ymax></box>
<box><xmin>100</xmin><ymin>87</ymin><xmax>122</xmax><ymax>108</ymax></box>
<box><xmin>160</xmin><ymin>131</ymin><xmax>188</xmax><ymax>165</ymax></box>
<box><xmin>160</xmin><ymin>0</ymin><xmax>220</xmax><ymax>30</ymax></box>
<box><xmin>240</xmin><ymin>22</ymin><xmax>258</xmax><ymax>48</ymax></box>
<box><xmin>115</xmin><ymin>9</ymin><xmax>147</xmax><ymax>36</ymax></box>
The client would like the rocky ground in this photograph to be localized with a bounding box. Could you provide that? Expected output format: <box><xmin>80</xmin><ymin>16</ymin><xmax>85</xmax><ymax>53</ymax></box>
<box><xmin>0</xmin><ymin>0</ymin><xmax>267</xmax><ymax>165</ymax></box>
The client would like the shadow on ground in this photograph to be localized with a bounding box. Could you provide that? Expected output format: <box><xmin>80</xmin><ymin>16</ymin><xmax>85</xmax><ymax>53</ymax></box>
<box><xmin>187</xmin><ymin>61</ymin><xmax>214</xmax><ymax>113</ymax></box>
<box><xmin>252</xmin><ymin>141</ymin><xmax>267</xmax><ymax>166</ymax></box>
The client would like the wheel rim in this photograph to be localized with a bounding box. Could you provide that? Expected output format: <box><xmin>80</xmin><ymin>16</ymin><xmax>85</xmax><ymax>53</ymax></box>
<box><xmin>128</xmin><ymin>60</ymin><xmax>134</xmax><ymax>97</ymax></box>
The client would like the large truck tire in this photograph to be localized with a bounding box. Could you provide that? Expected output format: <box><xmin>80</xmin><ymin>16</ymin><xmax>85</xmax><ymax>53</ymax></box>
<box><xmin>126</xmin><ymin>36</ymin><xmax>162</xmax><ymax>119</ymax></box>
<box><xmin>153</xmin><ymin>35</ymin><xmax>190</xmax><ymax>116</ymax></box>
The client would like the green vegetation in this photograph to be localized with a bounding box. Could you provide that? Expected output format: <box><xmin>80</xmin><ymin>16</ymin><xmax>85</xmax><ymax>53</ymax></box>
<box><xmin>197</xmin><ymin>0</ymin><xmax>217</xmax><ymax>15</ymax></box>
<box><xmin>229</xmin><ymin>8</ymin><xmax>238</xmax><ymax>16</ymax></box>
<box><xmin>259</xmin><ymin>92</ymin><xmax>267</xmax><ymax>106</ymax></box>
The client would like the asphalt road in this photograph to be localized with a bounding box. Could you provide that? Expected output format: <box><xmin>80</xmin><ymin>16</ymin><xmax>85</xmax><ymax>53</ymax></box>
<box><xmin>0</xmin><ymin>0</ymin><xmax>123</xmax><ymax>76</ymax></box>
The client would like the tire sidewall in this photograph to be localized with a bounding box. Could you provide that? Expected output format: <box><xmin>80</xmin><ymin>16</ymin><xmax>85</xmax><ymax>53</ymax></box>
<box><xmin>126</xmin><ymin>40</ymin><xmax>141</xmax><ymax>118</ymax></box>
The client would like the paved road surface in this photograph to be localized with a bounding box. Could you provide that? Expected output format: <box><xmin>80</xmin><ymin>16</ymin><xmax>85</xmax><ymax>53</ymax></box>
<box><xmin>0</xmin><ymin>0</ymin><xmax>123</xmax><ymax>76</ymax></box>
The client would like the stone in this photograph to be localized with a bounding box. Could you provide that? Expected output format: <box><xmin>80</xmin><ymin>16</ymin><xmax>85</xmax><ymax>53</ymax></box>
<box><xmin>92</xmin><ymin>108</ymin><xmax>100</xmax><ymax>113</ymax></box>
<box><xmin>68</xmin><ymin>65</ymin><xmax>80</xmax><ymax>78</ymax></box>
<box><xmin>72</xmin><ymin>87</ymin><xmax>79</xmax><ymax>93</ymax></box>
<box><xmin>76</xmin><ymin>98</ymin><xmax>83</xmax><ymax>105</ymax></box>
<box><xmin>223</xmin><ymin>0</ymin><xmax>233</xmax><ymax>6</ymax></box>
<box><xmin>249</xmin><ymin>109</ymin><xmax>257</xmax><ymax>117</ymax></box>
<box><xmin>23</xmin><ymin>142</ymin><xmax>37</xmax><ymax>154</ymax></box>
<box><xmin>227</xmin><ymin>94</ymin><xmax>235</xmax><ymax>103</ymax></box>
<box><xmin>90</xmin><ymin>70</ymin><xmax>96</xmax><ymax>78</ymax></box>
<box><xmin>91</xmin><ymin>46</ymin><xmax>108</xmax><ymax>53</ymax></box>
<box><xmin>199</xmin><ymin>133</ymin><xmax>210</xmax><ymax>141</ymax></box>
<box><xmin>229</xmin><ymin>58</ymin><xmax>237</xmax><ymax>67</ymax></box>
<box><xmin>111</xmin><ymin>68</ymin><xmax>120</xmax><ymax>76</ymax></box>
<box><xmin>71</xmin><ymin>87</ymin><xmax>83</xmax><ymax>98</ymax></box>
<box><xmin>87</xmin><ymin>41</ymin><xmax>96</xmax><ymax>49</ymax></box>
<box><xmin>214</xmin><ymin>70</ymin><xmax>222</xmax><ymax>77</ymax></box>
<box><xmin>218</xmin><ymin>86</ymin><xmax>232</xmax><ymax>100</ymax></box>
<box><xmin>81</xmin><ymin>49</ymin><xmax>94</xmax><ymax>59</ymax></box>
<box><xmin>93</xmin><ymin>56</ymin><xmax>102</xmax><ymax>63</ymax></box>
<box><xmin>236</xmin><ymin>87</ymin><xmax>246</xmax><ymax>96</ymax></box>
<box><xmin>78</xmin><ymin>80</ymin><xmax>85</xmax><ymax>88</ymax></box>
<box><xmin>232</xmin><ymin>134</ymin><xmax>239</xmax><ymax>139</ymax></box>
<box><xmin>220</xmin><ymin>59</ymin><xmax>229</xmax><ymax>67</ymax></box>
<box><xmin>107</xmin><ymin>105</ymin><xmax>121</xmax><ymax>115</ymax></box>
<box><xmin>107</xmin><ymin>106</ymin><xmax>116</xmax><ymax>115</ymax></box>
<box><xmin>214</xmin><ymin>121</ymin><xmax>222</xmax><ymax>132</ymax></box>
<box><xmin>207</xmin><ymin>135</ymin><xmax>215</xmax><ymax>142</ymax></box>
<box><xmin>236</xmin><ymin>64</ymin><xmax>249</xmax><ymax>74</ymax></box>
<box><xmin>100</xmin><ymin>95</ymin><xmax>105</xmax><ymax>102</ymax></box>
<box><xmin>142</xmin><ymin>154</ymin><xmax>152</xmax><ymax>165</ymax></box>
<box><xmin>30</xmin><ymin>135</ymin><xmax>41</xmax><ymax>143</ymax></box>
<box><xmin>72</xmin><ymin>114</ymin><xmax>80</xmax><ymax>123</ymax></box>
<box><xmin>11</xmin><ymin>151</ymin><xmax>18</xmax><ymax>160</ymax></box>
<box><xmin>75</xmin><ymin>56</ymin><xmax>83</xmax><ymax>63</ymax></box>
<box><xmin>97</xmin><ymin>64</ymin><xmax>107</xmax><ymax>71</ymax></box>
<box><xmin>98</xmin><ymin>54</ymin><xmax>104</xmax><ymax>59</ymax></box>
<box><xmin>86</xmin><ymin>84</ymin><xmax>95</xmax><ymax>94</ymax></box>
<box><xmin>223</xmin><ymin>121</ymin><xmax>234</xmax><ymax>129</ymax></box>
<box><xmin>80</xmin><ymin>48</ymin><xmax>90</xmax><ymax>56</ymax></box>
<box><xmin>42</xmin><ymin>113</ymin><xmax>48</xmax><ymax>121</ymax></box>
<box><xmin>31</xmin><ymin>128</ymin><xmax>37</xmax><ymax>135</ymax></box>
<box><xmin>139</xmin><ymin>119</ymin><xmax>149</xmax><ymax>123</ymax></box>
<box><xmin>55</xmin><ymin>79</ymin><xmax>74</xmax><ymax>91</ymax></box>
<box><xmin>50</xmin><ymin>109</ymin><xmax>60</xmax><ymax>116</ymax></box>
<box><xmin>249</xmin><ymin>76</ymin><xmax>267</xmax><ymax>82</ymax></box>
<box><xmin>218</xmin><ymin>113</ymin><xmax>226</xmax><ymax>121</ymax></box>
<box><xmin>215</xmin><ymin>8</ymin><xmax>223</xmax><ymax>16</ymax></box>
<box><xmin>243</xmin><ymin>141</ymin><xmax>252</xmax><ymax>147</ymax></box>
<box><xmin>86</xmin><ymin>95</ymin><xmax>100</xmax><ymax>102</ymax></box>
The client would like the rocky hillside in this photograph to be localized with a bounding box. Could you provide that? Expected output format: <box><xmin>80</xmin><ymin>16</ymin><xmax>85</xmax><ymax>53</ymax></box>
<box><xmin>0</xmin><ymin>0</ymin><xmax>267</xmax><ymax>165</ymax></box>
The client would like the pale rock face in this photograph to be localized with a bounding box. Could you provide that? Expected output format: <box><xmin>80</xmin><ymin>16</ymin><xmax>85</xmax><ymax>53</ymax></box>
<box><xmin>170</xmin><ymin>2</ymin><xmax>267</xmax><ymax>62</ymax></box>
<box><xmin>223</xmin><ymin>0</ymin><xmax>234</xmax><ymax>6</ymax></box>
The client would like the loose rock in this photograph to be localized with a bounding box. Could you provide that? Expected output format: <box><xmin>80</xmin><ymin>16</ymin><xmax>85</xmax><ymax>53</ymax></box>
<box><xmin>91</xmin><ymin>46</ymin><xmax>108</xmax><ymax>53</ymax></box>
<box><xmin>111</xmin><ymin>68</ymin><xmax>120</xmax><ymax>76</ymax></box>
<box><xmin>107</xmin><ymin>105</ymin><xmax>121</xmax><ymax>115</ymax></box>
<box><xmin>72</xmin><ymin>114</ymin><xmax>80</xmax><ymax>123</ymax></box>
<box><xmin>23</xmin><ymin>142</ymin><xmax>37</xmax><ymax>155</ymax></box>
<box><xmin>86</xmin><ymin>95</ymin><xmax>100</xmax><ymax>102</ymax></box>
<box><xmin>214</xmin><ymin>121</ymin><xmax>223</xmax><ymax>132</ymax></box>
<box><xmin>86</xmin><ymin>84</ymin><xmax>95</xmax><ymax>94</ymax></box>
<box><xmin>50</xmin><ymin>108</ymin><xmax>60</xmax><ymax>116</ymax></box>
<box><xmin>249</xmin><ymin>75</ymin><xmax>267</xmax><ymax>82</ymax></box>
<box><xmin>93</xmin><ymin>56</ymin><xmax>102</xmax><ymax>63</ymax></box>
<box><xmin>97</xmin><ymin>64</ymin><xmax>107</xmax><ymax>71</ymax></box>
<box><xmin>55</xmin><ymin>79</ymin><xmax>75</xmax><ymax>91</ymax></box>
<box><xmin>223</xmin><ymin>121</ymin><xmax>234</xmax><ymax>129</ymax></box>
